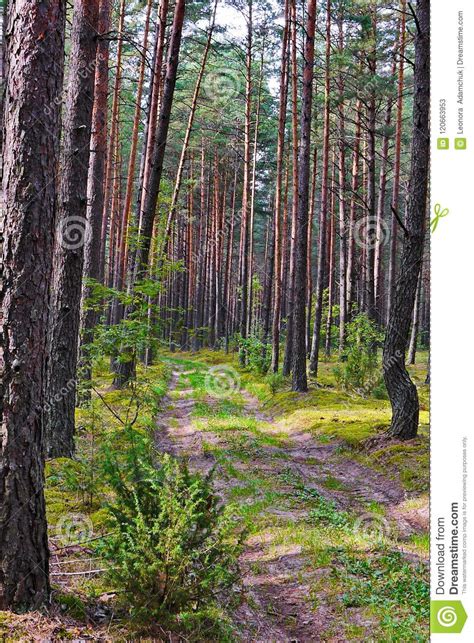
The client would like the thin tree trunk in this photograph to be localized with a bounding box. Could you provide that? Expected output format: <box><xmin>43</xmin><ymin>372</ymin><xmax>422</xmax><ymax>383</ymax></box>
<box><xmin>238</xmin><ymin>0</ymin><xmax>253</xmax><ymax>366</ymax></box>
<box><xmin>79</xmin><ymin>0</ymin><xmax>112</xmax><ymax>396</ymax></box>
<box><xmin>325</xmin><ymin>156</ymin><xmax>336</xmax><ymax>358</ymax></box>
<box><xmin>247</xmin><ymin>44</ymin><xmax>264</xmax><ymax>336</ymax></box>
<box><xmin>374</xmin><ymin>54</ymin><xmax>397</xmax><ymax>319</ymax></box>
<box><xmin>134</xmin><ymin>0</ymin><xmax>185</xmax><ymax>278</ymax></box>
<box><xmin>114</xmin><ymin>0</ymin><xmax>186</xmax><ymax>386</ymax></box>
<box><xmin>0</xmin><ymin>0</ymin><xmax>65</xmax><ymax>610</ymax></box>
<box><xmin>387</xmin><ymin>0</ymin><xmax>406</xmax><ymax>322</ymax></box>
<box><xmin>161</xmin><ymin>0</ymin><xmax>217</xmax><ymax>254</ymax></box>
<box><xmin>101</xmin><ymin>0</ymin><xmax>125</xmax><ymax>278</ymax></box>
<box><xmin>138</xmin><ymin>0</ymin><xmax>169</xmax><ymax>231</ymax></box>
<box><xmin>408</xmin><ymin>270</ymin><xmax>422</xmax><ymax>364</ymax></box>
<box><xmin>346</xmin><ymin>100</ymin><xmax>362</xmax><ymax>313</ymax></box>
<box><xmin>291</xmin><ymin>0</ymin><xmax>316</xmax><ymax>391</ymax></box>
<box><xmin>365</xmin><ymin>4</ymin><xmax>377</xmax><ymax>321</ymax></box>
<box><xmin>118</xmin><ymin>0</ymin><xmax>153</xmax><ymax>287</ymax></box>
<box><xmin>309</xmin><ymin>0</ymin><xmax>331</xmax><ymax>377</ymax></box>
<box><xmin>337</xmin><ymin>9</ymin><xmax>346</xmax><ymax>353</ymax></box>
<box><xmin>47</xmin><ymin>0</ymin><xmax>99</xmax><ymax>458</ymax></box>
<box><xmin>282</xmin><ymin>0</ymin><xmax>299</xmax><ymax>377</ymax></box>
<box><xmin>271</xmin><ymin>0</ymin><xmax>290</xmax><ymax>373</ymax></box>
<box><xmin>307</xmin><ymin>146</ymin><xmax>317</xmax><ymax>354</ymax></box>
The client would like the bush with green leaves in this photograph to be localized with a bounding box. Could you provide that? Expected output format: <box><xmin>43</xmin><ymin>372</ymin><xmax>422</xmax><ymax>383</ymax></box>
<box><xmin>236</xmin><ymin>333</ymin><xmax>271</xmax><ymax>374</ymax></box>
<box><xmin>265</xmin><ymin>371</ymin><xmax>285</xmax><ymax>396</ymax></box>
<box><xmin>334</xmin><ymin>313</ymin><xmax>384</xmax><ymax>395</ymax></box>
<box><xmin>98</xmin><ymin>427</ymin><xmax>242</xmax><ymax>619</ymax></box>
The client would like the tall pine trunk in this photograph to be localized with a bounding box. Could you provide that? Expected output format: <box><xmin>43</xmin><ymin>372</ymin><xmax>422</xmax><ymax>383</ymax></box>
<box><xmin>47</xmin><ymin>0</ymin><xmax>99</xmax><ymax>458</ymax></box>
<box><xmin>238</xmin><ymin>0</ymin><xmax>253</xmax><ymax>366</ymax></box>
<box><xmin>0</xmin><ymin>0</ymin><xmax>65</xmax><ymax>610</ymax></box>
<box><xmin>114</xmin><ymin>0</ymin><xmax>186</xmax><ymax>387</ymax></box>
<box><xmin>79</xmin><ymin>0</ymin><xmax>112</xmax><ymax>396</ymax></box>
<box><xmin>387</xmin><ymin>0</ymin><xmax>406</xmax><ymax>322</ymax></box>
<box><xmin>291</xmin><ymin>0</ymin><xmax>316</xmax><ymax>391</ymax></box>
<box><xmin>383</xmin><ymin>0</ymin><xmax>429</xmax><ymax>440</ymax></box>
<box><xmin>271</xmin><ymin>0</ymin><xmax>289</xmax><ymax>372</ymax></box>
<box><xmin>309</xmin><ymin>0</ymin><xmax>331</xmax><ymax>377</ymax></box>
<box><xmin>282</xmin><ymin>0</ymin><xmax>299</xmax><ymax>376</ymax></box>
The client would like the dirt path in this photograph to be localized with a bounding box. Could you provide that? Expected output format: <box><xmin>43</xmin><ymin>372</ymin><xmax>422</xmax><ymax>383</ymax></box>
<box><xmin>155</xmin><ymin>367</ymin><xmax>427</xmax><ymax>642</ymax></box>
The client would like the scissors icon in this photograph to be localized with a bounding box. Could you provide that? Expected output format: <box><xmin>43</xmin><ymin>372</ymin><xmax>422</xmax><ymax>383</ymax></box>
<box><xmin>430</xmin><ymin>203</ymin><xmax>449</xmax><ymax>233</ymax></box>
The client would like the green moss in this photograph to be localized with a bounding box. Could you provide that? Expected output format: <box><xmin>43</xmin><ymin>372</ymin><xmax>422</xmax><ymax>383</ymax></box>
<box><xmin>322</xmin><ymin>475</ymin><xmax>347</xmax><ymax>491</ymax></box>
<box><xmin>362</xmin><ymin>438</ymin><xmax>430</xmax><ymax>493</ymax></box>
<box><xmin>54</xmin><ymin>592</ymin><xmax>87</xmax><ymax>620</ymax></box>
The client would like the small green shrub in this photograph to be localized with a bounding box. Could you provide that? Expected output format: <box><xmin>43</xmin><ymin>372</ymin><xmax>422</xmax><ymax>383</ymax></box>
<box><xmin>265</xmin><ymin>372</ymin><xmax>285</xmax><ymax>396</ymax></box>
<box><xmin>236</xmin><ymin>333</ymin><xmax>270</xmax><ymax>374</ymax></box>
<box><xmin>372</xmin><ymin>378</ymin><xmax>389</xmax><ymax>400</ymax></box>
<box><xmin>98</xmin><ymin>432</ymin><xmax>242</xmax><ymax>618</ymax></box>
<box><xmin>334</xmin><ymin>313</ymin><xmax>383</xmax><ymax>395</ymax></box>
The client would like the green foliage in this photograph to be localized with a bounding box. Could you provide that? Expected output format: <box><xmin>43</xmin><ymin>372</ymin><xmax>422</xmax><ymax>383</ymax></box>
<box><xmin>334</xmin><ymin>313</ymin><xmax>384</xmax><ymax>395</ymax></box>
<box><xmin>334</xmin><ymin>550</ymin><xmax>429</xmax><ymax>641</ymax></box>
<box><xmin>236</xmin><ymin>333</ymin><xmax>271</xmax><ymax>374</ymax></box>
<box><xmin>55</xmin><ymin>592</ymin><xmax>87</xmax><ymax>621</ymax></box>
<box><xmin>98</xmin><ymin>427</ymin><xmax>242</xmax><ymax>619</ymax></box>
<box><xmin>82</xmin><ymin>272</ymin><xmax>181</xmax><ymax>386</ymax></box>
<box><xmin>265</xmin><ymin>371</ymin><xmax>285</xmax><ymax>396</ymax></box>
<box><xmin>292</xmin><ymin>482</ymin><xmax>349</xmax><ymax>528</ymax></box>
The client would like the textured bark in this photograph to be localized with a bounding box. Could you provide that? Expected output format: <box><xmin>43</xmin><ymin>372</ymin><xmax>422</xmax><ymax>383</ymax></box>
<box><xmin>101</xmin><ymin>0</ymin><xmax>125</xmax><ymax>276</ymax></box>
<box><xmin>47</xmin><ymin>0</ymin><xmax>99</xmax><ymax>457</ymax></box>
<box><xmin>118</xmin><ymin>0</ymin><xmax>153</xmax><ymax>288</ymax></box>
<box><xmin>79</xmin><ymin>0</ymin><xmax>111</xmax><ymax>393</ymax></box>
<box><xmin>309</xmin><ymin>0</ymin><xmax>331</xmax><ymax>377</ymax></box>
<box><xmin>291</xmin><ymin>0</ymin><xmax>316</xmax><ymax>391</ymax></box>
<box><xmin>271</xmin><ymin>0</ymin><xmax>290</xmax><ymax>373</ymax></box>
<box><xmin>365</xmin><ymin>5</ymin><xmax>377</xmax><ymax>321</ymax></box>
<box><xmin>325</xmin><ymin>160</ymin><xmax>336</xmax><ymax>358</ymax></box>
<box><xmin>247</xmin><ymin>45</ymin><xmax>264</xmax><ymax>336</ymax></box>
<box><xmin>387</xmin><ymin>0</ymin><xmax>406</xmax><ymax>322</ymax></box>
<box><xmin>0</xmin><ymin>0</ymin><xmax>65</xmax><ymax>610</ymax></box>
<box><xmin>224</xmin><ymin>167</ymin><xmax>238</xmax><ymax>350</ymax></box>
<box><xmin>114</xmin><ymin>0</ymin><xmax>186</xmax><ymax>386</ymax></box>
<box><xmin>383</xmin><ymin>0</ymin><xmax>429</xmax><ymax>440</ymax></box>
<box><xmin>282</xmin><ymin>0</ymin><xmax>298</xmax><ymax>377</ymax></box>
<box><xmin>408</xmin><ymin>270</ymin><xmax>422</xmax><ymax>364</ymax></box>
<box><xmin>337</xmin><ymin>10</ymin><xmax>346</xmax><ymax>353</ymax></box>
<box><xmin>138</xmin><ymin>0</ymin><xmax>169</xmax><ymax>233</ymax></box>
<box><xmin>0</xmin><ymin>0</ymin><xmax>7</xmax><ymax>174</ymax></box>
<box><xmin>374</xmin><ymin>54</ymin><xmax>397</xmax><ymax>318</ymax></box>
<box><xmin>133</xmin><ymin>0</ymin><xmax>186</xmax><ymax>281</ymax></box>
<box><xmin>238</xmin><ymin>0</ymin><xmax>252</xmax><ymax>366</ymax></box>
<box><xmin>162</xmin><ymin>0</ymin><xmax>217</xmax><ymax>257</ymax></box>
<box><xmin>346</xmin><ymin>100</ymin><xmax>362</xmax><ymax>313</ymax></box>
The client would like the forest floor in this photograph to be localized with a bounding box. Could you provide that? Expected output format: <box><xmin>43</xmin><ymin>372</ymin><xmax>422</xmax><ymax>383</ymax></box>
<box><xmin>0</xmin><ymin>350</ymin><xmax>429</xmax><ymax>641</ymax></box>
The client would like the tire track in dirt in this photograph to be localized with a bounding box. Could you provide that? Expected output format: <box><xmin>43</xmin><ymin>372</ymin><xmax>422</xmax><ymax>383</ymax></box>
<box><xmin>154</xmin><ymin>367</ymin><xmax>427</xmax><ymax>641</ymax></box>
